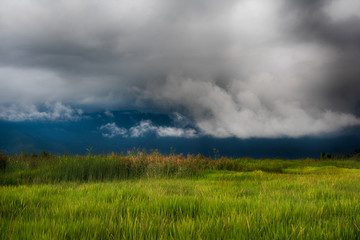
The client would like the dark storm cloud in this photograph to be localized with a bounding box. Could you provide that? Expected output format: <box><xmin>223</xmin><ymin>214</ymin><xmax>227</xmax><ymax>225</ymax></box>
<box><xmin>0</xmin><ymin>0</ymin><xmax>359</xmax><ymax>137</ymax></box>
<box><xmin>282</xmin><ymin>0</ymin><xmax>360</xmax><ymax>112</ymax></box>
<box><xmin>0</xmin><ymin>0</ymin><xmax>239</xmax><ymax>106</ymax></box>
<box><xmin>283</xmin><ymin>0</ymin><xmax>360</xmax><ymax>46</ymax></box>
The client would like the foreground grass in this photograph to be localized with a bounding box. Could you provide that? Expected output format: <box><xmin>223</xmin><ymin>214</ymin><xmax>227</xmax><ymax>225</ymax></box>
<box><xmin>1</xmin><ymin>154</ymin><xmax>360</xmax><ymax>239</ymax></box>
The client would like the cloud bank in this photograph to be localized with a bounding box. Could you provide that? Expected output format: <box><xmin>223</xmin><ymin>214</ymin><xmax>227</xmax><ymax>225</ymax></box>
<box><xmin>1</xmin><ymin>0</ymin><xmax>360</xmax><ymax>137</ymax></box>
<box><xmin>0</xmin><ymin>102</ymin><xmax>82</xmax><ymax>121</ymax></box>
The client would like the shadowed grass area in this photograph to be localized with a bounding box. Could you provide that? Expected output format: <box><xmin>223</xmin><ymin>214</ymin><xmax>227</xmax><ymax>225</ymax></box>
<box><xmin>1</xmin><ymin>152</ymin><xmax>360</xmax><ymax>185</ymax></box>
<box><xmin>0</xmin><ymin>152</ymin><xmax>211</xmax><ymax>185</ymax></box>
<box><xmin>1</xmin><ymin>152</ymin><xmax>360</xmax><ymax>239</ymax></box>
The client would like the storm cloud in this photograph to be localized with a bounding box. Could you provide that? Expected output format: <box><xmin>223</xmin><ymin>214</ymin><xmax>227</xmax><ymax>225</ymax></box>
<box><xmin>0</xmin><ymin>0</ymin><xmax>359</xmax><ymax>137</ymax></box>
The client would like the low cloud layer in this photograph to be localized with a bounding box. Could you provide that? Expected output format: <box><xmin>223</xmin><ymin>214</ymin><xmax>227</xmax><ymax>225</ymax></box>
<box><xmin>100</xmin><ymin>121</ymin><xmax>197</xmax><ymax>138</ymax></box>
<box><xmin>0</xmin><ymin>102</ymin><xmax>82</xmax><ymax>121</ymax></box>
<box><xmin>1</xmin><ymin>0</ymin><xmax>360</xmax><ymax>137</ymax></box>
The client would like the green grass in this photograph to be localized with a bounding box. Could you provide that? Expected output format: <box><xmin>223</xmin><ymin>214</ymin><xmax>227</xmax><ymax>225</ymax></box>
<box><xmin>1</xmin><ymin>153</ymin><xmax>360</xmax><ymax>239</ymax></box>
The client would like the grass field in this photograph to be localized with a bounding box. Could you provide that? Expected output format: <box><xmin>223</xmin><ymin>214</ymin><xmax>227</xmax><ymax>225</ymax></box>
<box><xmin>1</xmin><ymin>152</ymin><xmax>360</xmax><ymax>239</ymax></box>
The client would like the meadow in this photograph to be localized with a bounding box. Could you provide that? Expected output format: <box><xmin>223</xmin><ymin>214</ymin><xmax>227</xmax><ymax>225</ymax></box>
<box><xmin>1</xmin><ymin>151</ymin><xmax>360</xmax><ymax>239</ymax></box>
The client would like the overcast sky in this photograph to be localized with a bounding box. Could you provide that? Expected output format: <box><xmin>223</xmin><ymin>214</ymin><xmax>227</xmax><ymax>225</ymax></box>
<box><xmin>1</xmin><ymin>0</ymin><xmax>360</xmax><ymax>138</ymax></box>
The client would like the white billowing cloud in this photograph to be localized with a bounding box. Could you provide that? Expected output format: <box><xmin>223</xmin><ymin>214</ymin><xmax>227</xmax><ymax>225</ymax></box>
<box><xmin>144</xmin><ymin>75</ymin><xmax>360</xmax><ymax>138</ymax></box>
<box><xmin>99</xmin><ymin>122</ymin><xmax>127</xmax><ymax>138</ymax></box>
<box><xmin>156</xmin><ymin>126</ymin><xmax>197</xmax><ymax>138</ymax></box>
<box><xmin>104</xmin><ymin>110</ymin><xmax>114</xmax><ymax>118</ymax></box>
<box><xmin>129</xmin><ymin>121</ymin><xmax>156</xmax><ymax>137</ymax></box>
<box><xmin>100</xmin><ymin>120</ymin><xmax>197</xmax><ymax>138</ymax></box>
<box><xmin>0</xmin><ymin>102</ymin><xmax>82</xmax><ymax>121</ymax></box>
<box><xmin>129</xmin><ymin>120</ymin><xmax>197</xmax><ymax>138</ymax></box>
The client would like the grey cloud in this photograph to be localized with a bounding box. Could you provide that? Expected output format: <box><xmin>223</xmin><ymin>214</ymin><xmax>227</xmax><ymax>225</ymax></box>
<box><xmin>1</xmin><ymin>0</ymin><xmax>359</xmax><ymax>137</ymax></box>
<box><xmin>170</xmin><ymin>112</ymin><xmax>193</xmax><ymax>128</ymax></box>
